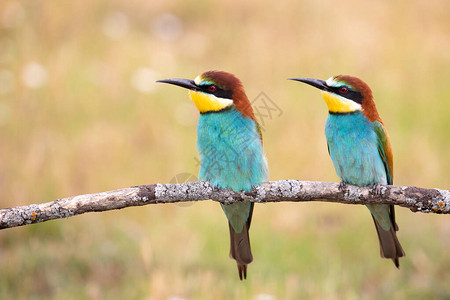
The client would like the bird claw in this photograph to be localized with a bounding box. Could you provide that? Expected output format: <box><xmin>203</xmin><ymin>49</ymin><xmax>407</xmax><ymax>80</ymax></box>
<box><xmin>372</xmin><ymin>183</ymin><xmax>383</xmax><ymax>196</ymax></box>
<box><xmin>338</xmin><ymin>181</ymin><xmax>347</xmax><ymax>192</ymax></box>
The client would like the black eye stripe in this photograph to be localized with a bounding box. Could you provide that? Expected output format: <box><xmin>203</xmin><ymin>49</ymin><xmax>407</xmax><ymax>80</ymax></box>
<box><xmin>199</xmin><ymin>85</ymin><xmax>233</xmax><ymax>100</ymax></box>
<box><xmin>331</xmin><ymin>86</ymin><xmax>363</xmax><ymax>104</ymax></box>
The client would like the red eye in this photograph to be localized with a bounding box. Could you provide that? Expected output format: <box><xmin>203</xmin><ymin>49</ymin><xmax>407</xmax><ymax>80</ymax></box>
<box><xmin>208</xmin><ymin>85</ymin><xmax>216</xmax><ymax>92</ymax></box>
<box><xmin>340</xmin><ymin>87</ymin><xmax>348</xmax><ymax>93</ymax></box>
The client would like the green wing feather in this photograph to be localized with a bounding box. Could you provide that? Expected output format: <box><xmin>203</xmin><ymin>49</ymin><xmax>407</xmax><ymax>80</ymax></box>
<box><xmin>373</xmin><ymin>120</ymin><xmax>393</xmax><ymax>185</ymax></box>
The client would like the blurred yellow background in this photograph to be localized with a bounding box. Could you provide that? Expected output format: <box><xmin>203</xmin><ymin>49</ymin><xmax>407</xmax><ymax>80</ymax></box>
<box><xmin>0</xmin><ymin>0</ymin><xmax>449</xmax><ymax>299</ymax></box>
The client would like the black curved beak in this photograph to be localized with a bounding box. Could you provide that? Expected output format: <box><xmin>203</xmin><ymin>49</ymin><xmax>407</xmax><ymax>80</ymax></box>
<box><xmin>288</xmin><ymin>78</ymin><xmax>330</xmax><ymax>92</ymax></box>
<box><xmin>156</xmin><ymin>78</ymin><xmax>199</xmax><ymax>91</ymax></box>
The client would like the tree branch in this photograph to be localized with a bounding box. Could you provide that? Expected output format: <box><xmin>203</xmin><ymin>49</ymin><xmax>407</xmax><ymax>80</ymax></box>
<box><xmin>0</xmin><ymin>180</ymin><xmax>449</xmax><ymax>230</ymax></box>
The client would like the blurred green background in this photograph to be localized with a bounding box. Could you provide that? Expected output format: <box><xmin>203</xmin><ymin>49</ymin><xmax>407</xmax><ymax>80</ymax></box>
<box><xmin>1</xmin><ymin>0</ymin><xmax>449</xmax><ymax>299</ymax></box>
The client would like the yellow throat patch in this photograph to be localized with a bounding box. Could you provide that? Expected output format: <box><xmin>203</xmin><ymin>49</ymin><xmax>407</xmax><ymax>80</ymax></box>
<box><xmin>321</xmin><ymin>91</ymin><xmax>362</xmax><ymax>113</ymax></box>
<box><xmin>189</xmin><ymin>90</ymin><xmax>233</xmax><ymax>113</ymax></box>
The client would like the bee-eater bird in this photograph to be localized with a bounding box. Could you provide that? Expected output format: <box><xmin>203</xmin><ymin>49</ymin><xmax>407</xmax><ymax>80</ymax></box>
<box><xmin>157</xmin><ymin>71</ymin><xmax>268</xmax><ymax>279</ymax></box>
<box><xmin>289</xmin><ymin>75</ymin><xmax>405</xmax><ymax>267</ymax></box>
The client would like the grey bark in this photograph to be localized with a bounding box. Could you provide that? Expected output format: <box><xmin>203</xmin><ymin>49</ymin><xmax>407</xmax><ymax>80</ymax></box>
<box><xmin>0</xmin><ymin>180</ymin><xmax>449</xmax><ymax>230</ymax></box>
